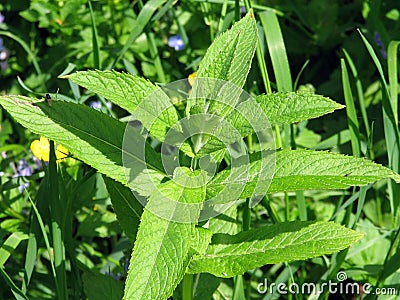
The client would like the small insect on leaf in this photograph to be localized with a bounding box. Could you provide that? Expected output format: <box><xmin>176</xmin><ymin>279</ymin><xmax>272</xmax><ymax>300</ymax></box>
<box><xmin>45</xmin><ymin>93</ymin><xmax>52</xmax><ymax>106</ymax></box>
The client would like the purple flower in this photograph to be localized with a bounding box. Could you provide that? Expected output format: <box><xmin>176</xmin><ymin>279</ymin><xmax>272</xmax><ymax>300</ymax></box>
<box><xmin>32</xmin><ymin>156</ymin><xmax>43</xmax><ymax>170</ymax></box>
<box><xmin>90</xmin><ymin>100</ymin><xmax>102</xmax><ymax>109</ymax></box>
<box><xmin>0</xmin><ymin>38</ymin><xmax>4</xmax><ymax>51</ymax></box>
<box><xmin>168</xmin><ymin>35</ymin><xmax>185</xmax><ymax>51</ymax></box>
<box><xmin>374</xmin><ymin>32</ymin><xmax>387</xmax><ymax>59</ymax></box>
<box><xmin>0</xmin><ymin>50</ymin><xmax>8</xmax><ymax>60</ymax></box>
<box><xmin>105</xmin><ymin>271</ymin><xmax>122</xmax><ymax>280</ymax></box>
<box><xmin>0</xmin><ymin>13</ymin><xmax>4</xmax><ymax>24</ymax></box>
<box><xmin>240</xmin><ymin>6</ymin><xmax>247</xmax><ymax>14</ymax></box>
<box><xmin>0</xmin><ymin>61</ymin><xmax>8</xmax><ymax>71</ymax></box>
<box><xmin>17</xmin><ymin>159</ymin><xmax>33</xmax><ymax>177</ymax></box>
<box><xmin>90</xmin><ymin>100</ymin><xmax>112</xmax><ymax>110</ymax></box>
<box><xmin>1</xmin><ymin>151</ymin><xmax>6</xmax><ymax>159</ymax></box>
<box><xmin>14</xmin><ymin>159</ymin><xmax>33</xmax><ymax>193</ymax></box>
<box><xmin>19</xmin><ymin>183</ymin><xmax>30</xmax><ymax>193</ymax></box>
<box><xmin>124</xmin><ymin>259</ymin><xmax>130</xmax><ymax>273</ymax></box>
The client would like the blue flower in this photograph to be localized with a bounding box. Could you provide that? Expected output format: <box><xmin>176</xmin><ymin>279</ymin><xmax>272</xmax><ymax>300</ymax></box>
<box><xmin>0</xmin><ymin>61</ymin><xmax>9</xmax><ymax>71</ymax></box>
<box><xmin>14</xmin><ymin>159</ymin><xmax>33</xmax><ymax>193</ymax></box>
<box><xmin>90</xmin><ymin>100</ymin><xmax>112</xmax><ymax>110</ymax></box>
<box><xmin>0</xmin><ymin>13</ymin><xmax>4</xmax><ymax>24</ymax></box>
<box><xmin>17</xmin><ymin>159</ymin><xmax>33</xmax><ymax>177</ymax></box>
<box><xmin>374</xmin><ymin>32</ymin><xmax>387</xmax><ymax>59</ymax></box>
<box><xmin>0</xmin><ymin>38</ymin><xmax>4</xmax><ymax>51</ymax></box>
<box><xmin>32</xmin><ymin>156</ymin><xmax>43</xmax><ymax>170</ymax></box>
<box><xmin>168</xmin><ymin>35</ymin><xmax>185</xmax><ymax>51</ymax></box>
<box><xmin>105</xmin><ymin>271</ymin><xmax>122</xmax><ymax>280</ymax></box>
<box><xmin>124</xmin><ymin>259</ymin><xmax>130</xmax><ymax>273</ymax></box>
<box><xmin>90</xmin><ymin>100</ymin><xmax>102</xmax><ymax>109</ymax></box>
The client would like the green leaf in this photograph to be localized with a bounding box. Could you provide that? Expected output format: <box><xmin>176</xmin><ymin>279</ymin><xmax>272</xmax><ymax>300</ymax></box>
<box><xmin>0</xmin><ymin>232</ymin><xmax>29</xmax><ymax>268</ymax></box>
<box><xmin>187</xmin><ymin>221</ymin><xmax>363</xmax><ymax>277</ymax></box>
<box><xmin>208</xmin><ymin>205</ymin><xmax>238</xmax><ymax>235</ymax></box>
<box><xmin>65</xmin><ymin>70</ymin><xmax>157</xmax><ymax>113</ymax></box>
<box><xmin>82</xmin><ymin>271</ymin><xmax>124</xmax><ymax>300</ymax></box>
<box><xmin>254</xmin><ymin>92</ymin><xmax>344</xmax><ymax>125</ymax></box>
<box><xmin>190</xmin><ymin>227</ymin><xmax>213</xmax><ymax>255</ymax></box>
<box><xmin>269</xmin><ymin>149</ymin><xmax>400</xmax><ymax>191</ymax></box>
<box><xmin>188</xmin><ymin>12</ymin><xmax>258</xmax><ymax>140</ymax></box>
<box><xmin>124</xmin><ymin>168</ymin><xmax>206</xmax><ymax>300</ymax></box>
<box><xmin>103</xmin><ymin>176</ymin><xmax>143</xmax><ymax>243</ymax></box>
<box><xmin>185</xmin><ymin>91</ymin><xmax>342</xmax><ymax>157</ymax></box>
<box><xmin>65</xmin><ymin>70</ymin><xmax>181</xmax><ymax>142</ymax></box>
<box><xmin>196</xmin><ymin>12</ymin><xmax>257</xmax><ymax>88</ymax></box>
<box><xmin>0</xmin><ymin>96</ymin><xmax>164</xmax><ymax>185</ymax></box>
<box><xmin>208</xmin><ymin>149</ymin><xmax>400</xmax><ymax>197</ymax></box>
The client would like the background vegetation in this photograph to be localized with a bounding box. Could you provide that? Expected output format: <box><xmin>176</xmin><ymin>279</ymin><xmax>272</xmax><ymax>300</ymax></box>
<box><xmin>0</xmin><ymin>0</ymin><xmax>400</xmax><ymax>299</ymax></box>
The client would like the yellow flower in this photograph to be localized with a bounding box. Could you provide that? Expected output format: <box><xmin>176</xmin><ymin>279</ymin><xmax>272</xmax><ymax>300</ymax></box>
<box><xmin>188</xmin><ymin>72</ymin><xmax>196</xmax><ymax>87</ymax></box>
<box><xmin>30</xmin><ymin>137</ymin><xmax>69</xmax><ymax>162</ymax></box>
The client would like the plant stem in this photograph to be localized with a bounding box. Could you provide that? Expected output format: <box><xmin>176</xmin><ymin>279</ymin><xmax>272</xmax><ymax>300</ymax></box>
<box><xmin>49</xmin><ymin>141</ymin><xmax>68</xmax><ymax>300</ymax></box>
<box><xmin>182</xmin><ymin>274</ymin><xmax>193</xmax><ymax>300</ymax></box>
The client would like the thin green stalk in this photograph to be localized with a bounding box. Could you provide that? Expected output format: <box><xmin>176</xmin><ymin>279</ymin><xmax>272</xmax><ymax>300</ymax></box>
<box><xmin>0</xmin><ymin>267</ymin><xmax>29</xmax><ymax>300</ymax></box>
<box><xmin>232</xmin><ymin>275</ymin><xmax>245</xmax><ymax>300</ymax></box>
<box><xmin>262</xmin><ymin>196</ymin><xmax>281</xmax><ymax>224</ymax></box>
<box><xmin>218</xmin><ymin>0</ymin><xmax>229</xmax><ymax>32</ymax></box>
<box><xmin>200</xmin><ymin>2</ymin><xmax>215</xmax><ymax>42</ymax></box>
<box><xmin>146</xmin><ymin>31</ymin><xmax>166</xmax><ymax>83</ymax></box>
<box><xmin>284</xmin><ymin>193</ymin><xmax>290</xmax><ymax>221</ymax></box>
<box><xmin>89</xmin><ymin>1</ymin><xmax>101</xmax><ymax>69</ymax></box>
<box><xmin>26</xmin><ymin>191</ymin><xmax>58</xmax><ymax>295</ymax></box>
<box><xmin>49</xmin><ymin>141</ymin><xmax>68</xmax><ymax>300</ymax></box>
<box><xmin>342</xmin><ymin>49</ymin><xmax>372</xmax><ymax>156</ymax></box>
<box><xmin>242</xmin><ymin>135</ymin><xmax>253</xmax><ymax>231</ymax></box>
<box><xmin>182</xmin><ymin>274</ymin><xmax>193</xmax><ymax>300</ymax></box>
<box><xmin>0</xmin><ymin>31</ymin><xmax>42</xmax><ymax>77</ymax></box>
<box><xmin>137</xmin><ymin>0</ymin><xmax>166</xmax><ymax>83</ymax></box>
<box><xmin>234</xmin><ymin>133</ymin><xmax>253</xmax><ymax>298</ymax></box>
<box><xmin>110</xmin><ymin>0</ymin><xmax>169</xmax><ymax>69</ymax></box>
<box><xmin>243</xmin><ymin>0</ymin><xmax>271</xmax><ymax>93</ymax></box>
<box><xmin>274</xmin><ymin>125</ymin><xmax>282</xmax><ymax>149</ymax></box>
<box><xmin>359</xmin><ymin>31</ymin><xmax>400</xmax><ymax>224</ymax></box>
<box><xmin>376</xmin><ymin>192</ymin><xmax>383</xmax><ymax>227</ymax></box>
<box><xmin>376</xmin><ymin>226</ymin><xmax>400</xmax><ymax>288</ymax></box>
<box><xmin>259</xmin><ymin>7</ymin><xmax>305</xmax><ymax>223</ymax></box>
<box><xmin>234</xmin><ymin>0</ymin><xmax>240</xmax><ymax>21</ymax></box>
<box><xmin>172</xmin><ymin>8</ymin><xmax>189</xmax><ymax>48</ymax></box>
<box><xmin>341</xmin><ymin>59</ymin><xmax>361</xmax><ymax>157</ymax></box>
<box><xmin>387</xmin><ymin>41</ymin><xmax>400</xmax><ymax>226</ymax></box>
<box><xmin>341</xmin><ymin>57</ymin><xmax>368</xmax><ymax>228</ymax></box>
<box><xmin>296</xmin><ymin>191</ymin><xmax>307</xmax><ymax>221</ymax></box>
<box><xmin>291</xmin><ymin>123</ymin><xmax>306</xmax><ymax>220</ymax></box>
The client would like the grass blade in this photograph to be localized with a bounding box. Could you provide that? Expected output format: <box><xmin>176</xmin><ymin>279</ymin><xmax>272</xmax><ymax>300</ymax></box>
<box><xmin>0</xmin><ymin>232</ymin><xmax>28</xmax><ymax>268</ymax></box>
<box><xmin>89</xmin><ymin>1</ymin><xmax>101</xmax><ymax>69</ymax></box>
<box><xmin>259</xmin><ymin>10</ymin><xmax>292</xmax><ymax>92</ymax></box>
<box><xmin>359</xmin><ymin>31</ymin><xmax>400</xmax><ymax>222</ymax></box>
<box><xmin>110</xmin><ymin>0</ymin><xmax>169</xmax><ymax>68</ymax></box>
<box><xmin>342</xmin><ymin>50</ymin><xmax>372</xmax><ymax>153</ymax></box>
<box><xmin>0</xmin><ymin>31</ymin><xmax>42</xmax><ymax>76</ymax></box>
<box><xmin>0</xmin><ymin>267</ymin><xmax>29</xmax><ymax>300</ymax></box>
<box><xmin>341</xmin><ymin>59</ymin><xmax>361</xmax><ymax>157</ymax></box>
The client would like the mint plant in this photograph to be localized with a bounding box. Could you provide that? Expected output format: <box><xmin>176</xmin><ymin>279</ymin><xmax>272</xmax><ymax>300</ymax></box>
<box><xmin>1</xmin><ymin>13</ymin><xmax>399</xmax><ymax>300</ymax></box>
